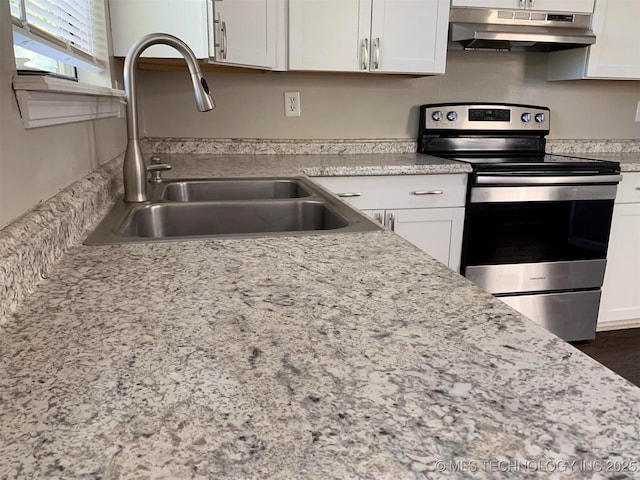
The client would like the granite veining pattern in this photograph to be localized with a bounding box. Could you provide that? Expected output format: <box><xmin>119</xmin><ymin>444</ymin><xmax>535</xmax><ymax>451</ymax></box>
<box><xmin>0</xmin><ymin>155</ymin><xmax>123</xmax><ymax>324</ymax></box>
<box><xmin>1</xmin><ymin>232</ymin><xmax>639</xmax><ymax>479</ymax></box>
<box><xmin>546</xmin><ymin>139</ymin><xmax>640</xmax><ymax>155</ymax></box>
<box><xmin>155</xmin><ymin>153</ymin><xmax>472</xmax><ymax>178</ymax></box>
<box><xmin>2</xmin><ymin>144</ymin><xmax>640</xmax><ymax>478</ymax></box>
<box><xmin>144</xmin><ymin>138</ymin><xmax>418</xmax><ymax>155</ymax></box>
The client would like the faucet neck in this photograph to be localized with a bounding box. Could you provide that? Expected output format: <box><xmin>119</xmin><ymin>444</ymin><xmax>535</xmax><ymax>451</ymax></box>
<box><xmin>122</xmin><ymin>33</ymin><xmax>214</xmax><ymax>203</ymax></box>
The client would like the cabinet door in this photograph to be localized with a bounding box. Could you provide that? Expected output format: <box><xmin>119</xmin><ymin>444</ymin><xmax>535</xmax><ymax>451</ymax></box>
<box><xmin>527</xmin><ymin>0</ymin><xmax>593</xmax><ymax>12</ymax></box>
<box><xmin>451</xmin><ymin>0</ymin><xmax>520</xmax><ymax>9</ymax></box>
<box><xmin>370</xmin><ymin>0</ymin><xmax>449</xmax><ymax>74</ymax></box>
<box><xmin>212</xmin><ymin>0</ymin><xmax>276</xmax><ymax>68</ymax></box>
<box><xmin>599</xmin><ymin>202</ymin><xmax>640</xmax><ymax>325</ymax></box>
<box><xmin>388</xmin><ymin>208</ymin><xmax>465</xmax><ymax>271</ymax></box>
<box><xmin>451</xmin><ymin>0</ymin><xmax>593</xmax><ymax>12</ymax></box>
<box><xmin>362</xmin><ymin>209</ymin><xmax>386</xmax><ymax>225</ymax></box>
<box><xmin>289</xmin><ymin>0</ymin><xmax>372</xmax><ymax>71</ymax></box>
<box><xmin>585</xmin><ymin>0</ymin><xmax>640</xmax><ymax>78</ymax></box>
<box><xmin>109</xmin><ymin>0</ymin><xmax>209</xmax><ymax>58</ymax></box>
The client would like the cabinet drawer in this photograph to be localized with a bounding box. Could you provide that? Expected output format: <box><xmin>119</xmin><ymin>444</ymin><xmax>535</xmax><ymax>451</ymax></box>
<box><xmin>615</xmin><ymin>172</ymin><xmax>640</xmax><ymax>204</ymax></box>
<box><xmin>314</xmin><ymin>174</ymin><xmax>468</xmax><ymax>210</ymax></box>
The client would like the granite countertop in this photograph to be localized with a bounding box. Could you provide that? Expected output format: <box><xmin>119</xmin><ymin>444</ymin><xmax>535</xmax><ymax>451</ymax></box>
<box><xmin>155</xmin><ymin>152</ymin><xmax>473</xmax><ymax>178</ymax></box>
<box><xmin>1</xmin><ymin>154</ymin><xmax>639</xmax><ymax>479</ymax></box>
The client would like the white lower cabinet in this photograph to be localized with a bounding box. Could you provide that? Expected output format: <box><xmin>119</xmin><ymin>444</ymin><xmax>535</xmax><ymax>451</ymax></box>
<box><xmin>363</xmin><ymin>207</ymin><xmax>465</xmax><ymax>271</ymax></box>
<box><xmin>598</xmin><ymin>172</ymin><xmax>640</xmax><ymax>328</ymax></box>
<box><xmin>314</xmin><ymin>174</ymin><xmax>467</xmax><ymax>271</ymax></box>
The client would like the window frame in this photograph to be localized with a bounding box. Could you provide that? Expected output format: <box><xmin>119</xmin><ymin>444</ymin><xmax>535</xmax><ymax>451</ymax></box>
<box><xmin>9</xmin><ymin>0</ymin><xmax>125</xmax><ymax>129</ymax></box>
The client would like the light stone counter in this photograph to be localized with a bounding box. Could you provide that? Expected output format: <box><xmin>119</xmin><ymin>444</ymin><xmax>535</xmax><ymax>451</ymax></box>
<box><xmin>155</xmin><ymin>152</ymin><xmax>473</xmax><ymax>178</ymax></box>
<box><xmin>1</xmin><ymin>153</ymin><xmax>639</xmax><ymax>479</ymax></box>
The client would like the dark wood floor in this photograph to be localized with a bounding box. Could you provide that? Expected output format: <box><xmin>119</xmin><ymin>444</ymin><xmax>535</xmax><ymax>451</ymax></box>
<box><xmin>571</xmin><ymin>328</ymin><xmax>640</xmax><ymax>387</ymax></box>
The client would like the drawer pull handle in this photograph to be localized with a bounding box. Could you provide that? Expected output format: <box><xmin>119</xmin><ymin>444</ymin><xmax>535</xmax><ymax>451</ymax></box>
<box><xmin>411</xmin><ymin>190</ymin><xmax>444</xmax><ymax>195</ymax></box>
<box><xmin>337</xmin><ymin>192</ymin><xmax>362</xmax><ymax>198</ymax></box>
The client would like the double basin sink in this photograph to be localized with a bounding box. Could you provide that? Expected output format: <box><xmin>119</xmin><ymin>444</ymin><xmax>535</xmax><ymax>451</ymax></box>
<box><xmin>85</xmin><ymin>177</ymin><xmax>381</xmax><ymax>245</ymax></box>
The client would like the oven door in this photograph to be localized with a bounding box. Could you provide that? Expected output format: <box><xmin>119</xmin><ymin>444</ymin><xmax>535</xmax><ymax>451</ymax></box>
<box><xmin>461</xmin><ymin>178</ymin><xmax>618</xmax><ymax>341</ymax></box>
<box><xmin>462</xmin><ymin>180</ymin><xmax>617</xmax><ymax>292</ymax></box>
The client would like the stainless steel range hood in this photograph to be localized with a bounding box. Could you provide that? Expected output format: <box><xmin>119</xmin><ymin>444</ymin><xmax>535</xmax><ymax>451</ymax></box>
<box><xmin>449</xmin><ymin>7</ymin><xmax>596</xmax><ymax>52</ymax></box>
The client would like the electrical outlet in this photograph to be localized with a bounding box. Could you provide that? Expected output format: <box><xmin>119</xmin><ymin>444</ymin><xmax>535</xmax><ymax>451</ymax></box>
<box><xmin>636</xmin><ymin>101</ymin><xmax>640</xmax><ymax>122</ymax></box>
<box><xmin>284</xmin><ymin>91</ymin><xmax>301</xmax><ymax>117</ymax></box>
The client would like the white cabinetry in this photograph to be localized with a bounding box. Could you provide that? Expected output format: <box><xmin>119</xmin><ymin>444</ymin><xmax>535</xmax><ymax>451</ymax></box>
<box><xmin>598</xmin><ymin>172</ymin><xmax>640</xmax><ymax>328</ymax></box>
<box><xmin>451</xmin><ymin>0</ymin><xmax>593</xmax><ymax>13</ymax></box>
<box><xmin>109</xmin><ymin>0</ymin><xmax>284</xmax><ymax>69</ymax></box>
<box><xmin>109</xmin><ymin>0</ymin><xmax>210</xmax><ymax>58</ymax></box>
<box><xmin>210</xmin><ymin>0</ymin><xmax>280</xmax><ymax>68</ymax></box>
<box><xmin>289</xmin><ymin>0</ymin><xmax>449</xmax><ymax>75</ymax></box>
<box><xmin>314</xmin><ymin>174</ymin><xmax>467</xmax><ymax>271</ymax></box>
<box><xmin>547</xmin><ymin>0</ymin><xmax>640</xmax><ymax>80</ymax></box>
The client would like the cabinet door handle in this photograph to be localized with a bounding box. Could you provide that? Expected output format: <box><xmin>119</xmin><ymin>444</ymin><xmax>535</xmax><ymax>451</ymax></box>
<box><xmin>372</xmin><ymin>38</ymin><xmax>380</xmax><ymax>70</ymax></box>
<box><xmin>528</xmin><ymin>0</ymin><xmax>534</xmax><ymax>7</ymax></box>
<box><xmin>519</xmin><ymin>0</ymin><xmax>525</xmax><ymax>7</ymax></box>
<box><xmin>411</xmin><ymin>190</ymin><xmax>444</xmax><ymax>195</ymax></box>
<box><xmin>361</xmin><ymin>39</ymin><xmax>369</xmax><ymax>71</ymax></box>
<box><xmin>373</xmin><ymin>212</ymin><xmax>383</xmax><ymax>224</ymax></box>
<box><xmin>337</xmin><ymin>192</ymin><xmax>362</xmax><ymax>198</ymax></box>
<box><xmin>220</xmin><ymin>20</ymin><xmax>227</xmax><ymax>59</ymax></box>
<box><xmin>386</xmin><ymin>212</ymin><xmax>395</xmax><ymax>231</ymax></box>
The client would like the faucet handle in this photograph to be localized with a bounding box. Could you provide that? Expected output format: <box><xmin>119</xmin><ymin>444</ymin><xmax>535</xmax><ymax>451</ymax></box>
<box><xmin>147</xmin><ymin>163</ymin><xmax>171</xmax><ymax>183</ymax></box>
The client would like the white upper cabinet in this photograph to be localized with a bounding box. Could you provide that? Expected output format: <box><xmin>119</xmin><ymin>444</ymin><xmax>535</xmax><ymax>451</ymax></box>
<box><xmin>210</xmin><ymin>0</ymin><xmax>278</xmax><ymax>69</ymax></box>
<box><xmin>289</xmin><ymin>0</ymin><xmax>450</xmax><ymax>75</ymax></box>
<box><xmin>370</xmin><ymin>0</ymin><xmax>449</xmax><ymax>74</ymax></box>
<box><xmin>109</xmin><ymin>0</ymin><xmax>285</xmax><ymax>70</ymax></box>
<box><xmin>289</xmin><ymin>0</ymin><xmax>372</xmax><ymax>72</ymax></box>
<box><xmin>109</xmin><ymin>0</ymin><xmax>210</xmax><ymax>58</ymax></box>
<box><xmin>547</xmin><ymin>0</ymin><xmax>640</xmax><ymax>80</ymax></box>
<box><xmin>451</xmin><ymin>0</ymin><xmax>594</xmax><ymax>13</ymax></box>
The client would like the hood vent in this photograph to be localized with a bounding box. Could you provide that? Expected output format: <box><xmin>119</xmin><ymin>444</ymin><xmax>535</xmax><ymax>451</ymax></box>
<box><xmin>449</xmin><ymin>7</ymin><xmax>596</xmax><ymax>52</ymax></box>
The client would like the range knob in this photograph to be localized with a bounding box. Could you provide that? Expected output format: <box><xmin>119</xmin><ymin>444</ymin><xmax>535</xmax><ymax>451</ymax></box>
<box><xmin>431</xmin><ymin>110</ymin><xmax>443</xmax><ymax>121</ymax></box>
<box><xmin>446</xmin><ymin>111</ymin><xmax>458</xmax><ymax>121</ymax></box>
<box><xmin>535</xmin><ymin>113</ymin><xmax>546</xmax><ymax>123</ymax></box>
<box><xmin>521</xmin><ymin>112</ymin><xmax>532</xmax><ymax>123</ymax></box>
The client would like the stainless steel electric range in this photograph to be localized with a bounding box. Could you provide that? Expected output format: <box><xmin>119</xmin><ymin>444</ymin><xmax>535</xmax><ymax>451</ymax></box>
<box><xmin>418</xmin><ymin>102</ymin><xmax>622</xmax><ymax>341</ymax></box>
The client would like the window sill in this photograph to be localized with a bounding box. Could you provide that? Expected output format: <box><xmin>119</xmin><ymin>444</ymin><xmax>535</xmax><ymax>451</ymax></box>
<box><xmin>12</xmin><ymin>75</ymin><xmax>126</xmax><ymax>129</ymax></box>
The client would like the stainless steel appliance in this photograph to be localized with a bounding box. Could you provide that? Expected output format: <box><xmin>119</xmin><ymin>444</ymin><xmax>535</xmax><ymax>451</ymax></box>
<box><xmin>448</xmin><ymin>7</ymin><xmax>596</xmax><ymax>52</ymax></box>
<box><xmin>417</xmin><ymin>103</ymin><xmax>621</xmax><ymax>341</ymax></box>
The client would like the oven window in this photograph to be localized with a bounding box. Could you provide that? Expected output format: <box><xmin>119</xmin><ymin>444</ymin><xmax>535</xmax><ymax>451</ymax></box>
<box><xmin>464</xmin><ymin>200</ymin><xmax>615</xmax><ymax>266</ymax></box>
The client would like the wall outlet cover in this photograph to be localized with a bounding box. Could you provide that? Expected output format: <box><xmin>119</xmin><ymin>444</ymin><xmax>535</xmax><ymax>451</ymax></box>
<box><xmin>284</xmin><ymin>91</ymin><xmax>301</xmax><ymax>117</ymax></box>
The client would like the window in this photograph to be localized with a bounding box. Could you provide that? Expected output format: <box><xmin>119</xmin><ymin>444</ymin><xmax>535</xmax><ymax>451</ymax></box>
<box><xmin>10</xmin><ymin>0</ymin><xmax>105</xmax><ymax>76</ymax></box>
<box><xmin>9</xmin><ymin>0</ymin><xmax>125</xmax><ymax>129</ymax></box>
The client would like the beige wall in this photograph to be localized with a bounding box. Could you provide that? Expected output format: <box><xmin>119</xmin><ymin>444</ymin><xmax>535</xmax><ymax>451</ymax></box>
<box><xmin>0</xmin><ymin>1</ymin><xmax>126</xmax><ymax>227</ymax></box>
<box><xmin>139</xmin><ymin>50</ymin><xmax>640</xmax><ymax>140</ymax></box>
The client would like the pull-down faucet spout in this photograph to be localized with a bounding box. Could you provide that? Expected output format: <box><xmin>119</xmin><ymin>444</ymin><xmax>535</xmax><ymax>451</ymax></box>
<box><xmin>123</xmin><ymin>33</ymin><xmax>215</xmax><ymax>203</ymax></box>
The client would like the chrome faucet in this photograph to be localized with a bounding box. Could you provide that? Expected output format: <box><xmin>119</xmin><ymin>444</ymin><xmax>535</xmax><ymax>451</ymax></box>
<box><xmin>123</xmin><ymin>33</ymin><xmax>215</xmax><ymax>202</ymax></box>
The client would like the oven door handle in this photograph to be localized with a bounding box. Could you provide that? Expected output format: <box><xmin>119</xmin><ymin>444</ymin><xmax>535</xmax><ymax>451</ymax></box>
<box><xmin>475</xmin><ymin>174</ymin><xmax>623</xmax><ymax>185</ymax></box>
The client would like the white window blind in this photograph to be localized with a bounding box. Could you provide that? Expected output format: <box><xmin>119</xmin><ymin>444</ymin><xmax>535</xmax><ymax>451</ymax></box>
<box><xmin>11</xmin><ymin>0</ymin><xmax>104</xmax><ymax>72</ymax></box>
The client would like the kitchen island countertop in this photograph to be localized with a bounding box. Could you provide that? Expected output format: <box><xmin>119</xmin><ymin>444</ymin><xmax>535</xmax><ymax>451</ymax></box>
<box><xmin>1</xmin><ymin>153</ymin><xmax>639</xmax><ymax>479</ymax></box>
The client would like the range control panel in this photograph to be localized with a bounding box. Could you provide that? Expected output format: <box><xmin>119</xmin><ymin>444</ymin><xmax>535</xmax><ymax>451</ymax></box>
<box><xmin>421</xmin><ymin>103</ymin><xmax>550</xmax><ymax>132</ymax></box>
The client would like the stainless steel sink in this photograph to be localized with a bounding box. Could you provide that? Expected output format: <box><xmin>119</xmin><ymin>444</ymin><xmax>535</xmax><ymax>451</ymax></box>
<box><xmin>84</xmin><ymin>177</ymin><xmax>381</xmax><ymax>245</ymax></box>
<box><xmin>159</xmin><ymin>178</ymin><xmax>312</xmax><ymax>201</ymax></box>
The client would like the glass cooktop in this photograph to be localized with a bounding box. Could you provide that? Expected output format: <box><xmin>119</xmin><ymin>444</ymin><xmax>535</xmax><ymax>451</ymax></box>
<box><xmin>441</xmin><ymin>153</ymin><xmax>620</xmax><ymax>174</ymax></box>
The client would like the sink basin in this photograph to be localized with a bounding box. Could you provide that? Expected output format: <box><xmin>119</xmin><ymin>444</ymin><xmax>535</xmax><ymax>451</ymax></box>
<box><xmin>120</xmin><ymin>201</ymin><xmax>348</xmax><ymax>238</ymax></box>
<box><xmin>84</xmin><ymin>177</ymin><xmax>381</xmax><ymax>245</ymax></box>
<box><xmin>158</xmin><ymin>178</ymin><xmax>312</xmax><ymax>202</ymax></box>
